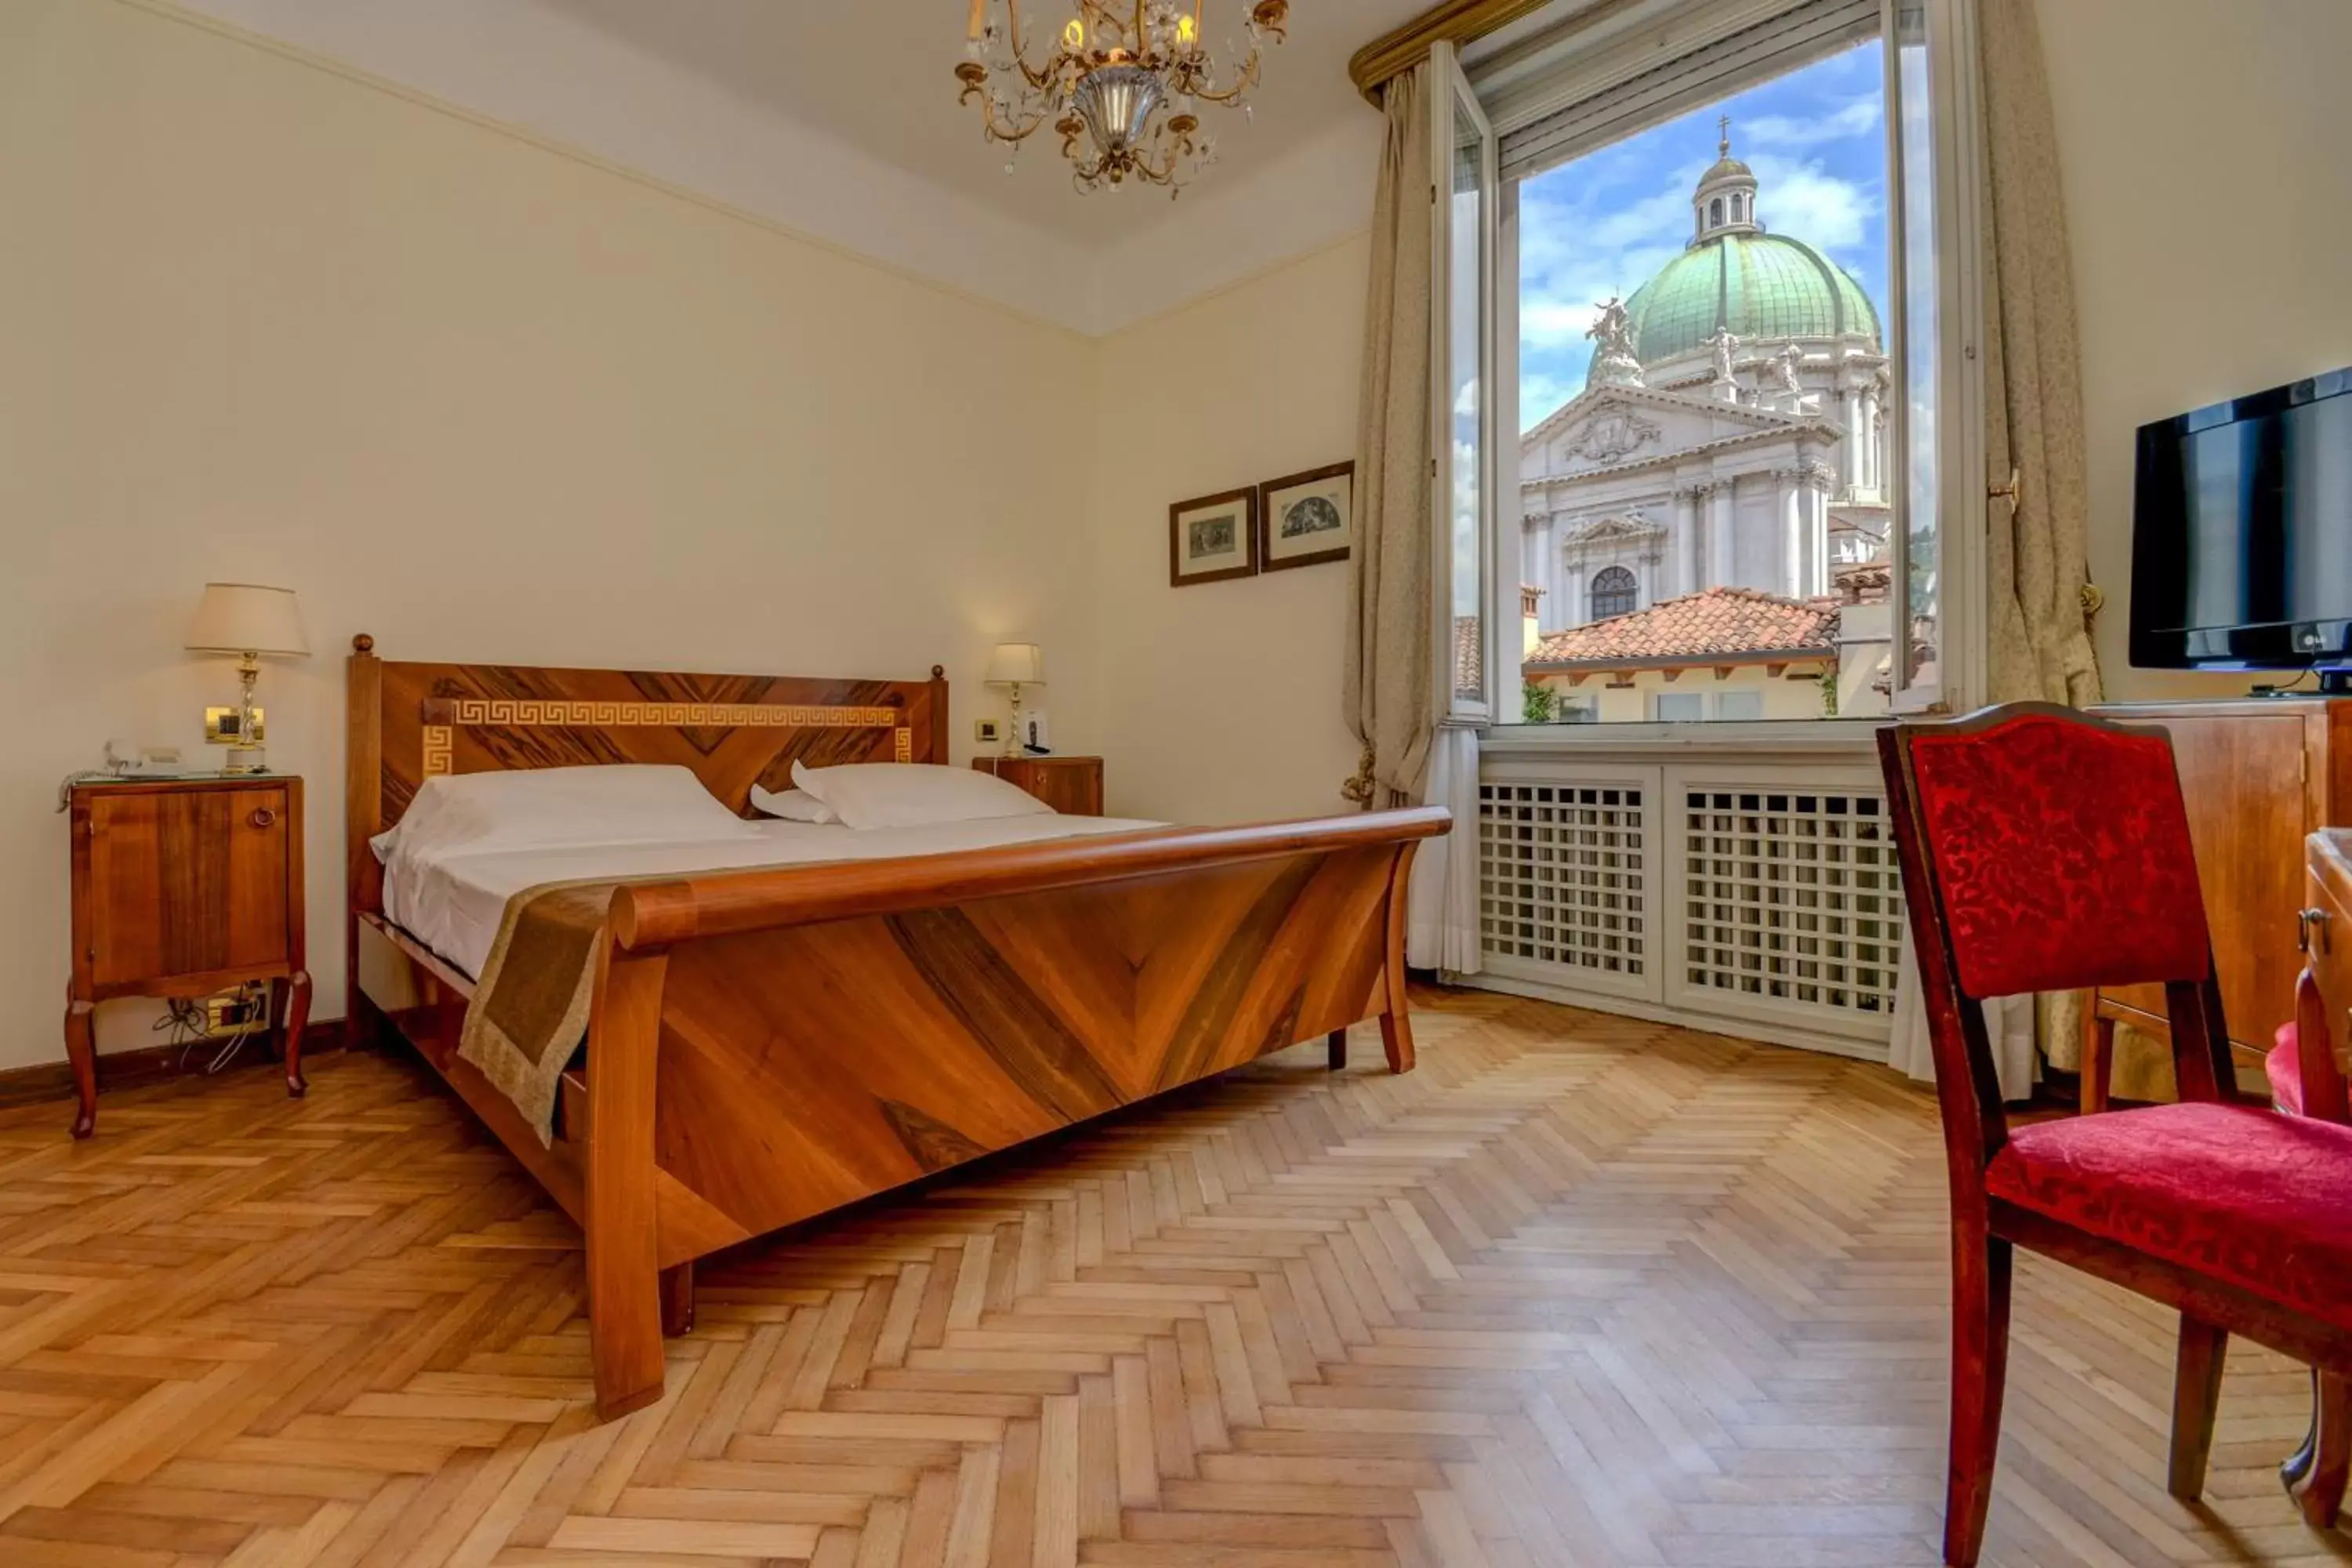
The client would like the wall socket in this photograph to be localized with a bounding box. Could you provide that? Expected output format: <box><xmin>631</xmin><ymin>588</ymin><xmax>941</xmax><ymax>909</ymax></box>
<box><xmin>199</xmin><ymin>983</ymin><xmax>268</xmax><ymax>1036</ymax></box>
<box><xmin>975</xmin><ymin>718</ymin><xmax>1004</xmax><ymax>745</ymax></box>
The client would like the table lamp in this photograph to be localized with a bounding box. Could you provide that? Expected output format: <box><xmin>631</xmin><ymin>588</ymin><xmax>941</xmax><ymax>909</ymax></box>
<box><xmin>984</xmin><ymin>642</ymin><xmax>1044</xmax><ymax>757</ymax></box>
<box><xmin>185</xmin><ymin>583</ymin><xmax>310</xmax><ymax>773</ymax></box>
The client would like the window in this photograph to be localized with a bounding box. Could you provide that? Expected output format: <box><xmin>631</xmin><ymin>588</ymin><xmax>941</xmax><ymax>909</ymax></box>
<box><xmin>1715</xmin><ymin>689</ymin><xmax>1765</xmax><ymax>722</ymax></box>
<box><xmin>1486</xmin><ymin>0</ymin><xmax>1969</xmax><ymax>728</ymax></box>
<box><xmin>1436</xmin><ymin>43</ymin><xmax>1496</xmax><ymax>718</ymax></box>
<box><xmin>1654</xmin><ymin>691</ymin><xmax>1704</xmax><ymax>722</ymax></box>
<box><xmin>1590</xmin><ymin>565</ymin><xmax>1638</xmax><ymax>619</ymax></box>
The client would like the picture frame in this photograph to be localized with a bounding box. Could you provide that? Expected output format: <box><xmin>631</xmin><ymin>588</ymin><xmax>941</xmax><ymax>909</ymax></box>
<box><xmin>1257</xmin><ymin>460</ymin><xmax>1355</xmax><ymax>571</ymax></box>
<box><xmin>1168</xmin><ymin>486</ymin><xmax>1259</xmax><ymax>586</ymax></box>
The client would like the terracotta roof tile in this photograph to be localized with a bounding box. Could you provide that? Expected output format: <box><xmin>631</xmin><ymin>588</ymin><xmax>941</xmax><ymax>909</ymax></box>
<box><xmin>1525</xmin><ymin>586</ymin><xmax>1835</xmax><ymax>670</ymax></box>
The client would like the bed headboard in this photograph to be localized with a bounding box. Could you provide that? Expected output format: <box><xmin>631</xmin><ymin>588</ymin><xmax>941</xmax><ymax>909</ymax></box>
<box><xmin>347</xmin><ymin>633</ymin><xmax>949</xmax><ymax>913</ymax></box>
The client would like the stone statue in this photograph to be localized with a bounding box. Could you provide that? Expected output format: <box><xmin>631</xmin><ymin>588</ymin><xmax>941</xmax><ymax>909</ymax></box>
<box><xmin>1705</xmin><ymin>326</ymin><xmax>1740</xmax><ymax>385</ymax></box>
<box><xmin>1586</xmin><ymin>296</ymin><xmax>1643</xmax><ymax>387</ymax></box>
<box><xmin>1772</xmin><ymin>343</ymin><xmax>1805</xmax><ymax>395</ymax></box>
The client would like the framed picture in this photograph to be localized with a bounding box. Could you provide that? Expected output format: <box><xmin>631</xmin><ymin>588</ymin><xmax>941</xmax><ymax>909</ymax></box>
<box><xmin>1258</xmin><ymin>460</ymin><xmax>1355</xmax><ymax>571</ymax></box>
<box><xmin>1168</xmin><ymin>486</ymin><xmax>1259</xmax><ymax>586</ymax></box>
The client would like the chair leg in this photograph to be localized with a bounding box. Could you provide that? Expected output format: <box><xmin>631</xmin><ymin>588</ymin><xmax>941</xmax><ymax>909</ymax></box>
<box><xmin>659</xmin><ymin>1262</ymin><xmax>695</xmax><ymax>1338</ymax></box>
<box><xmin>2285</xmin><ymin>1367</ymin><xmax>2320</xmax><ymax>1490</ymax></box>
<box><xmin>2290</xmin><ymin>1370</ymin><xmax>2352</xmax><ymax>1529</ymax></box>
<box><xmin>2082</xmin><ymin>1010</ymin><xmax>2115</xmax><ymax>1114</ymax></box>
<box><xmin>2168</xmin><ymin>1315</ymin><xmax>2229</xmax><ymax>1498</ymax></box>
<box><xmin>1327</xmin><ymin>1028</ymin><xmax>1348</xmax><ymax>1071</ymax></box>
<box><xmin>1944</xmin><ymin>1231</ymin><xmax>2013</xmax><ymax>1568</ymax></box>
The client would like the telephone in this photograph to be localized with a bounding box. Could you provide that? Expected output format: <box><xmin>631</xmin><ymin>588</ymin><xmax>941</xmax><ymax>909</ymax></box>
<box><xmin>55</xmin><ymin>740</ymin><xmax>190</xmax><ymax>809</ymax></box>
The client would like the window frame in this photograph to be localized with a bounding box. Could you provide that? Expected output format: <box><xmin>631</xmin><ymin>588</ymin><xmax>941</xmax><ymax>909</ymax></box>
<box><xmin>1463</xmin><ymin>0</ymin><xmax>1987</xmax><ymax>750</ymax></box>
<box><xmin>1432</xmin><ymin>39</ymin><xmax>1500</xmax><ymax>728</ymax></box>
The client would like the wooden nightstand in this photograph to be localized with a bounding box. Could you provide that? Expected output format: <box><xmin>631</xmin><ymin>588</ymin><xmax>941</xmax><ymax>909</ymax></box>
<box><xmin>972</xmin><ymin>756</ymin><xmax>1105</xmax><ymax>816</ymax></box>
<box><xmin>65</xmin><ymin>775</ymin><xmax>310</xmax><ymax>1138</ymax></box>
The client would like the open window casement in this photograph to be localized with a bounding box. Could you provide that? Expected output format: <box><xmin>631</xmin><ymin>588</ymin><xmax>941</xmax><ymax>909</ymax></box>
<box><xmin>1431</xmin><ymin>40</ymin><xmax>1498</xmax><ymax>725</ymax></box>
<box><xmin>1883</xmin><ymin>0</ymin><xmax>1986</xmax><ymax>714</ymax></box>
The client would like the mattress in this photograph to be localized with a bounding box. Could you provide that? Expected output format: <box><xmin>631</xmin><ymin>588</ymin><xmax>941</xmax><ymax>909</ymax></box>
<box><xmin>381</xmin><ymin>813</ymin><xmax>1165</xmax><ymax>980</ymax></box>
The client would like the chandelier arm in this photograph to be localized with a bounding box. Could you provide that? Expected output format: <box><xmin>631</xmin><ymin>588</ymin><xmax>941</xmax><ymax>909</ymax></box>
<box><xmin>960</xmin><ymin>78</ymin><xmax>1056</xmax><ymax>143</ymax></box>
<box><xmin>1183</xmin><ymin>53</ymin><xmax>1262</xmax><ymax>105</ymax></box>
<box><xmin>998</xmin><ymin>0</ymin><xmax>1063</xmax><ymax>93</ymax></box>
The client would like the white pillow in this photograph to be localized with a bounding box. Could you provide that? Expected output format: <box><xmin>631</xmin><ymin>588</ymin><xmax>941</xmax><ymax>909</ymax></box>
<box><xmin>372</xmin><ymin>764</ymin><xmax>760</xmax><ymax>862</ymax></box>
<box><xmin>792</xmin><ymin>760</ymin><xmax>1053</xmax><ymax>830</ymax></box>
<box><xmin>747</xmin><ymin>785</ymin><xmax>840</xmax><ymax>825</ymax></box>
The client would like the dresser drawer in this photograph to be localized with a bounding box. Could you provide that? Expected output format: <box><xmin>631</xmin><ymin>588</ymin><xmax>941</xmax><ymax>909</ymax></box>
<box><xmin>86</xmin><ymin>783</ymin><xmax>292</xmax><ymax>987</ymax></box>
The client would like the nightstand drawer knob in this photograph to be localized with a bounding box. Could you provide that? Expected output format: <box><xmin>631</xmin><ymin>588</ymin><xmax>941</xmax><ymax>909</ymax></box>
<box><xmin>249</xmin><ymin>808</ymin><xmax>278</xmax><ymax>829</ymax></box>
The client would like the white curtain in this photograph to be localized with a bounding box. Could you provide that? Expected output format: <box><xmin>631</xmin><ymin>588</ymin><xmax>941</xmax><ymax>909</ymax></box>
<box><xmin>1342</xmin><ymin>64</ymin><xmax>1436</xmax><ymax>809</ymax></box>
<box><xmin>1889</xmin><ymin>0</ymin><xmax>2096</xmax><ymax>1103</ymax></box>
<box><xmin>1407</xmin><ymin>726</ymin><xmax>1481</xmax><ymax>974</ymax></box>
<box><xmin>1889</xmin><ymin>941</ymin><xmax>2036</xmax><ymax>1099</ymax></box>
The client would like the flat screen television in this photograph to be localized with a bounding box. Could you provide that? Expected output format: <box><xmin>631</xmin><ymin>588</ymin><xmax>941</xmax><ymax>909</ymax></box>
<box><xmin>2131</xmin><ymin>365</ymin><xmax>2352</xmax><ymax>691</ymax></box>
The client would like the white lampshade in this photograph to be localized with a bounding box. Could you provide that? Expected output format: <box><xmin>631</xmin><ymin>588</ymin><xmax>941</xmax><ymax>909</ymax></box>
<box><xmin>185</xmin><ymin>583</ymin><xmax>310</xmax><ymax>658</ymax></box>
<box><xmin>985</xmin><ymin>642</ymin><xmax>1044</xmax><ymax>687</ymax></box>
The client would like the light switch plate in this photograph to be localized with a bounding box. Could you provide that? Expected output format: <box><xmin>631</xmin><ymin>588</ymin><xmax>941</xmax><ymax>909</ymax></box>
<box><xmin>975</xmin><ymin>718</ymin><xmax>1004</xmax><ymax>745</ymax></box>
<box><xmin>205</xmin><ymin>706</ymin><xmax>263</xmax><ymax>745</ymax></box>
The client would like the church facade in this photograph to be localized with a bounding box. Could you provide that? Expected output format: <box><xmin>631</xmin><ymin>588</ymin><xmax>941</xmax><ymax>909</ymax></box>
<box><xmin>1520</xmin><ymin>133</ymin><xmax>1893</xmax><ymax>641</ymax></box>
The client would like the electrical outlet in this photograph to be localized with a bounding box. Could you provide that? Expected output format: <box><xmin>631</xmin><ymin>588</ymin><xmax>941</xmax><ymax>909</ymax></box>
<box><xmin>975</xmin><ymin>718</ymin><xmax>1004</xmax><ymax>745</ymax></box>
<box><xmin>202</xmin><ymin>985</ymin><xmax>268</xmax><ymax>1036</ymax></box>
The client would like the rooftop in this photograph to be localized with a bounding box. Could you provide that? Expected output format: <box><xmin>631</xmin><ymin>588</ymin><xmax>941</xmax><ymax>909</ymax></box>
<box><xmin>1525</xmin><ymin>586</ymin><xmax>1837</xmax><ymax>671</ymax></box>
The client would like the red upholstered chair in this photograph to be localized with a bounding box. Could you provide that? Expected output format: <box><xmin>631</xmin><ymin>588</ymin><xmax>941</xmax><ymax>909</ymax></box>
<box><xmin>1879</xmin><ymin>703</ymin><xmax>2352</xmax><ymax>1566</ymax></box>
<box><xmin>2268</xmin><ymin>953</ymin><xmax>2352</xmax><ymax>1521</ymax></box>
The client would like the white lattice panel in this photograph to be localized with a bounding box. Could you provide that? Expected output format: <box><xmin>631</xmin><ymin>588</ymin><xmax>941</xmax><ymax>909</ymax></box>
<box><xmin>1674</xmin><ymin>782</ymin><xmax>1904</xmax><ymax>1025</ymax></box>
<box><xmin>1476</xmin><ymin>776</ymin><xmax>1651</xmax><ymax>993</ymax></box>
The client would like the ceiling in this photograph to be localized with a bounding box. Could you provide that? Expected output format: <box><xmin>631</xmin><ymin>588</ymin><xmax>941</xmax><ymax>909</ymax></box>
<box><xmin>541</xmin><ymin>0</ymin><xmax>1429</xmax><ymax>242</ymax></box>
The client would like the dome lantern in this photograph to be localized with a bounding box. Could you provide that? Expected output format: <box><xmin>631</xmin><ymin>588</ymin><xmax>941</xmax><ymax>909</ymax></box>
<box><xmin>1693</xmin><ymin>117</ymin><xmax>1760</xmax><ymax>243</ymax></box>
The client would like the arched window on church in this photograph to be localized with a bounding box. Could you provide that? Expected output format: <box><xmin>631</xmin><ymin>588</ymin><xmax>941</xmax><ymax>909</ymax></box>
<box><xmin>1708</xmin><ymin>197</ymin><xmax>1724</xmax><ymax>228</ymax></box>
<box><xmin>1591</xmin><ymin>566</ymin><xmax>1638</xmax><ymax>620</ymax></box>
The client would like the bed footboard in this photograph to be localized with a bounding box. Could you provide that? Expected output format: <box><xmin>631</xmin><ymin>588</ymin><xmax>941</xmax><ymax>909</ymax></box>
<box><xmin>581</xmin><ymin>809</ymin><xmax>1446</xmax><ymax>1417</ymax></box>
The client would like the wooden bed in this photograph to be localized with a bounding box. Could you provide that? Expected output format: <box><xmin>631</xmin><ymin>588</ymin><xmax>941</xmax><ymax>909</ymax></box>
<box><xmin>344</xmin><ymin>637</ymin><xmax>1446</xmax><ymax>1418</ymax></box>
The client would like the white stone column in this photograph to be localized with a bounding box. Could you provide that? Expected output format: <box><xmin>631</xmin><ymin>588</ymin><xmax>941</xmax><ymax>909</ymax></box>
<box><xmin>1860</xmin><ymin>388</ymin><xmax>1881</xmax><ymax>493</ymax></box>
<box><xmin>1676</xmin><ymin>488</ymin><xmax>1702</xmax><ymax>597</ymax></box>
<box><xmin>1708</xmin><ymin>482</ymin><xmax>1736</xmax><ymax>590</ymax></box>
<box><xmin>1841</xmin><ymin>390</ymin><xmax>1864</xmax><ymax>492</ymax></box>
<box><xmin>1780</xmin><ymin>471</ymin><xmax>1805</xmax><ymax>600</ymax></box>
<box><xmin>1806</xmin><ymin>472</ymin><xmax>1831</xmax><ymax>596</ymax></box>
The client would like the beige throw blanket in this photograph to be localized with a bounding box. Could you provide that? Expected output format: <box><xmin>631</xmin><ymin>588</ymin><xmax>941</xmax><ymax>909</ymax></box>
<box><xmin>458</xmin><ymin>877</ymin><xmax>637</xmax><ymax>1145</ymax></box>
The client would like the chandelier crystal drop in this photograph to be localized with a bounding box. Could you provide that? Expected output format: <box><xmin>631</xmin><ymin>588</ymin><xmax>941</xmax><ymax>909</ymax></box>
<box><xmin>956</xmin><ymin>1</ymin><xmax>1288</xmax><ymax>195</ymax></box>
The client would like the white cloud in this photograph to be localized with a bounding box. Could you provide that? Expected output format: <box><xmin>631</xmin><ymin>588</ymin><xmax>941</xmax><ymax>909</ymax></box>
<box><xmin>1740</xmin><ymin>97</ymin><xmax>1882</xmax><ymax>151</ymax></box>
<box><xmin>1748</xmin><ymin>155</ymin><xmax>1878</xmax><ymax>249</ymax></box>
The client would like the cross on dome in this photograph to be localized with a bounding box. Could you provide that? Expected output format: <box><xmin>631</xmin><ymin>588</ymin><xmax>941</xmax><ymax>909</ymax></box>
<box><xmin>1693</xmin><ymin>123</ymin><xmax>1760</xmax><ymax>241</ymax></box>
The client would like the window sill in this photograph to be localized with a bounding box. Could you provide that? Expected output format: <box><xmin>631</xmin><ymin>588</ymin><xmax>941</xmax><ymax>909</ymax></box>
<box><xmin>1477</xmin><ymin>718</ymin><xmax>1887</xmax><ymax>760</ymax></box>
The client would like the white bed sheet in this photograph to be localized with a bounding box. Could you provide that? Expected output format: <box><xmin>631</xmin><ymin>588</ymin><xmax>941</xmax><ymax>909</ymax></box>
<box><xmin>382</xmin><ymin>814</ymin><xmax>1165</xmax><ymax>980</ymax></box>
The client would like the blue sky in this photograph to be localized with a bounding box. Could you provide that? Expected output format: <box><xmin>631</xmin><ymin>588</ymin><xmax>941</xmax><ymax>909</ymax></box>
<box><xmin>1518</xmin><ymin>42</ymin><xmax>1889</xmax><ymax>431</ymax></box>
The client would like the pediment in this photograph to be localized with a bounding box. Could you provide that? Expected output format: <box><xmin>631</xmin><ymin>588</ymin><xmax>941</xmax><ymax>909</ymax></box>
<box><xmin>1563</xmin><ymin>514</ymin><xmax>1664</xmax><ymax>544</ymax></box>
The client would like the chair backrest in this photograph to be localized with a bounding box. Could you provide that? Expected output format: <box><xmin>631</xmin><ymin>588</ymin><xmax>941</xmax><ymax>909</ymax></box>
<box><xmin>1878</xmin><ymin>703</ymin><xmax>2230</xmax><ymax>1169</ymax></box>
<box><xmin>1888</xmin><ymin>704</ymin><xmax>2212</xmax><ymax>1000</ymax></box>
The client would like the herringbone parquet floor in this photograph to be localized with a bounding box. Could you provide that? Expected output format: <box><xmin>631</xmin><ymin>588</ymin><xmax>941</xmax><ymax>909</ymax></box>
<box><xmin>2</xmin><ymin>989</ymin><xmax>2349</xmax><ymax>1567</ymax></box>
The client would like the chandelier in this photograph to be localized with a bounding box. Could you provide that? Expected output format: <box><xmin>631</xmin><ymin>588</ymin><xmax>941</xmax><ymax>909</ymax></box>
<box><xmin>956</xmin><ymin>2</ymin><xmax>1289</xmax><ymax>195</ymax></box>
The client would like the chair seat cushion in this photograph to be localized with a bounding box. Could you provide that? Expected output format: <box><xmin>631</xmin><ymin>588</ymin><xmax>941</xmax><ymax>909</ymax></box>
<box><xmin>2271</xmin><ymin>1025</ymin><xmax>2307</xmax><ymax>1115</ymax></box>
<box><xmin>1987</xmin><ymin>1101</ymin><xmax>2352</xmax><ymax>1333</ymax></box>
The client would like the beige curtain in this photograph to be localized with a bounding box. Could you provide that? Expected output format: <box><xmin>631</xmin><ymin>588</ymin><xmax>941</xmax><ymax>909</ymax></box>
<box><xmin>1343</xmin><ymin>64</ymin><xmax>1434</xmax><ymax>809</ymax></box>
<box><xmin>1980</xmin><ymin>0</ymin><xmax>2116</xmax><ymax>1087</ymax></box>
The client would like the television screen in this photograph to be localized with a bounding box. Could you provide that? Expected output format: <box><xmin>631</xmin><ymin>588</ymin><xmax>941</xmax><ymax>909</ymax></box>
<box><xmin>2131</xmin><ymin>366</ymin><xmax>2352</xmax><ymax>673</ymax></box>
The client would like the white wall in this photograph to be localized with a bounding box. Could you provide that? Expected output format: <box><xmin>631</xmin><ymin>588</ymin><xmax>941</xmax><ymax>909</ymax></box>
<box><xmin>0</xmin><ymin>0</ymin><xmax>1100</xmax><ymax>1068</ymax></box>
<box><xmin>2036</xmin><ymin>0</ymin><xmax>2352</xmax><ymax>701</ymax></box>
<box><xmin>1088</xmin><ymin>236</ymin><xmax>1370</xmax><ymax>825</ymax></box>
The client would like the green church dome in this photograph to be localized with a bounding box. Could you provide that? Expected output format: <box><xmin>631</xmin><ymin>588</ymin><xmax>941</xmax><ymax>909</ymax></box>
<box><xmin>1591</xmin><ymin>232</ymin><xmax>1880</xmax><ymax>390</ymax></box>
<box><xmin>1582</xmin><ymin>130</ymin><xmax>1881</xmax><ymax>391</ymax></box>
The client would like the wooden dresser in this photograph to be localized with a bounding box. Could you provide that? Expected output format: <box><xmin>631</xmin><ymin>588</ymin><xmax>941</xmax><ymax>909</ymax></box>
<box><xmin>65</xmin><ymin>775</ymin><xmax>310</xmax><ymax>1138</ymax></box>
<box><xmin>971</xmin><ymin>755</ymin><xmax>1105</xmax><ymax>816</ymax></box>
<box><xmin>2085</xmin><ymin>698</ymin><xmax>2352</xmax><ymax>1105</ymax></box>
